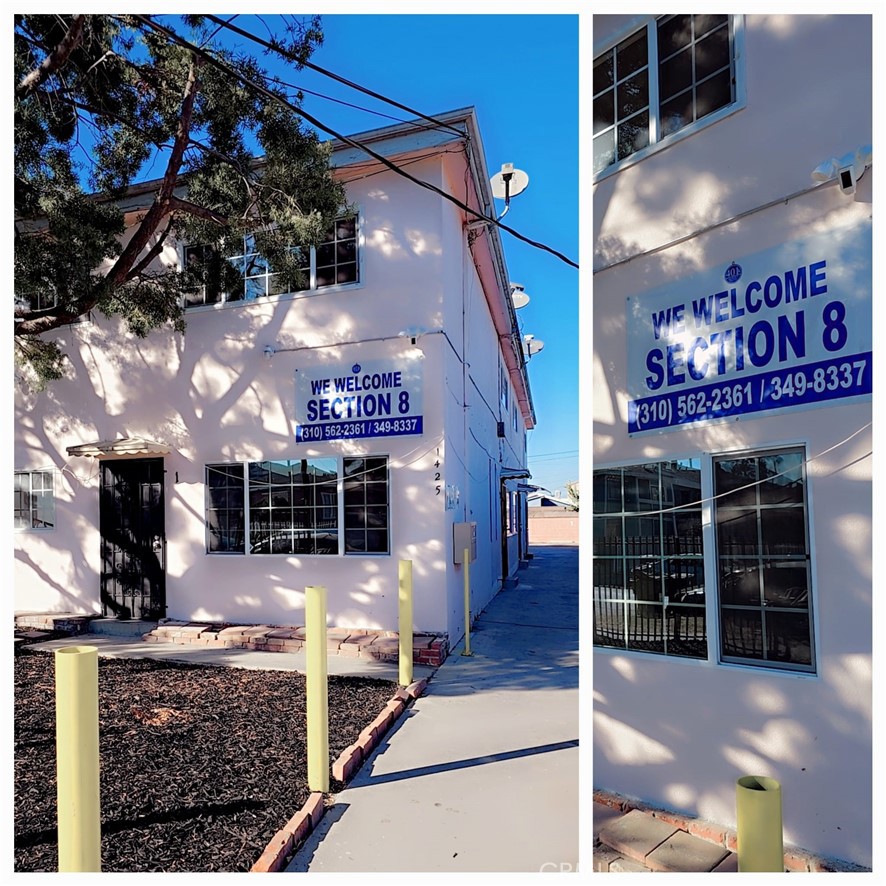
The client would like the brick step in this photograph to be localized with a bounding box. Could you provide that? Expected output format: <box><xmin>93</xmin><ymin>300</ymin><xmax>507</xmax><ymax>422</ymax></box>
<box><xmin>143</xmin><ymin>620</ymin><xmax>449</xmax><ymax>667</ymax></box>
<box><xmin>596</xmin><ymin>809</ymin><xmax>735</xmax><ymax>873</ymax></box>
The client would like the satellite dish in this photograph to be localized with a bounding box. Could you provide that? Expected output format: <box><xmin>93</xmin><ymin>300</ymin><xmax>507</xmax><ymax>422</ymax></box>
<box><xmin>490</xmin><ymin>163</ymin><xmax>529</xmax><ymax>201</ymax></box>
<box><xmin>510</xmin><ymin>282</ymin><xmax>530</xmax><ymax>309</ymax></box>
<box><xmin>522</xmin><ymin>334</ymin><xmax>544</xmax><ymax>357</ymax></box>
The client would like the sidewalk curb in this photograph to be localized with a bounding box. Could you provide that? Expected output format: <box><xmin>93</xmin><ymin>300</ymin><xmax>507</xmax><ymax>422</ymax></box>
<box><xmin>251</xmin><ymin>678</ymin><xmax>429</xmax><ymax>873</ymax></box>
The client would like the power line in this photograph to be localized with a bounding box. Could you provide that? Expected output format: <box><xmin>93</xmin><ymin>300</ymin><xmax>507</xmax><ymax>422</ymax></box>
<box><xmin>594</xmin><ymin>421</ymin><xmax>872</xmax><ymax>518</ymax></box>
<box><xmin>132</xmin><ymin>15</ymin><xmax>579</xmax><ymax>270</ymax></box>
<box><xmin>202</xmin><ymin>14</ymin><xmax>467</xmax><ymax>139</ymax></box>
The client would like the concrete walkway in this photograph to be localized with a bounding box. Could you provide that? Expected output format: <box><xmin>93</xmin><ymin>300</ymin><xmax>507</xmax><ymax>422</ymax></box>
<box><xmin>286</xmin><ymin>545</ymin><xmax>579</xmax><ymax>873</ymax></box>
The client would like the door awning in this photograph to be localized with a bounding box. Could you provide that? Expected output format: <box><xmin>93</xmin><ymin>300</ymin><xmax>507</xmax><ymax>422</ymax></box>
<box><xmin>66</xmin><ymin>436</ymin><xmax>171</xmax><ymax>458</ymax></box>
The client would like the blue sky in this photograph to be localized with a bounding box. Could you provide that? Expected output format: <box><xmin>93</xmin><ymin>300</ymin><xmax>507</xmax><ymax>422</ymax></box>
<box><xmin>221</xmin><ymin>13</ymin><xmax>581</xmax><ymax>497</ymax></box>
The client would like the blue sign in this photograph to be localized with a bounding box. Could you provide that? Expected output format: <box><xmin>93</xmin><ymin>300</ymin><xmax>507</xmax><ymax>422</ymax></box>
<box><xmin>626</xmin><ymin>219</ymin><xmax>872</xmax><ymax>434</ymax></box>
<box><xmin>295</xmin><ymin>357</ymin><xmax>424</xmax><ymax>442</ymax></box>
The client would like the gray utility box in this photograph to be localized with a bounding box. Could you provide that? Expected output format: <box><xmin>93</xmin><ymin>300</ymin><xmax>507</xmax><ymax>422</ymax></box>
<box><xmin>453</xmin><ymin>522</ymin><xmax>477</xmax><ymax>564</ymax></box>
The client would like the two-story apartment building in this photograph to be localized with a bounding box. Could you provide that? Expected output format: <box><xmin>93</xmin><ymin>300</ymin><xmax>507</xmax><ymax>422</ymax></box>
<box><xmin>593</xmin><ymin>15</ymin><xmax>872</xmax><ymax>868</ymax></box>
<box><xmin>14</xmin><ymin>108</ymin><xmax>535</xmax><ymax>651</ymax></box>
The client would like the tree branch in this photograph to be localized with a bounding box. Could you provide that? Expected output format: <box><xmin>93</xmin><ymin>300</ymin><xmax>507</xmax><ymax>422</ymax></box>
<box><xmin>125</xmin><ymin>217</ymin><xmax>174</xmax><ymax>281</ymax></box>
<box><xmin>167</xmin><ymin>195</ymin><xmax>230</xmax><ymax>227</ymax></box>
<box><xmin>15</xmin><ymin>54</ymin><xmax>203</xmax><ymax>338</ymax></box>
<box><xmin>16</xmin><ymin>15</ymin><xmax>87</xmax><ymax>99</ymax></box>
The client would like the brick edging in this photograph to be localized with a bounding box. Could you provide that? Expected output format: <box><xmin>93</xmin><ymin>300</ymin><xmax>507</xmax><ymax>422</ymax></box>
<box><xmin>251</xmin><ymin>678</ymin><xmax>429</xmax><ymax>873</ymax></box>
<box><xmin>145</xmin><ymin>621</ymin><xmax>449</xmax><ymax>668</ymax></box>
<box><xmin>593</xmin><ymin>788</ymin><xmax>870</xmax><ymax>873</ymax></box>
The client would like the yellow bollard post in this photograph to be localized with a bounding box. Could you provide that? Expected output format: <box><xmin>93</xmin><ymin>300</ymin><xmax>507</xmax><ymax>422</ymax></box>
<box><xmin>55</xmin><ymin>646</ymin><xmax>101</xmax><ymax>872</ymax></box>
<box><xmin>736</xmin><ymin>775</ymin><xmax>784</xmax><ymax>872</ymax></box>
<box><xmin>305</xmin><ymin>586</ymin><xmax>329</xmax><ymax>793</ymax></box>
<box><xmin>398</xmin><ymin>560</ymin><xmax>413</xmax><ymax>687</ymax></box>
<box><xmin>461</xmin><ymin>547</ymin><xmax>473</xmax><ymax>656</ymax></box>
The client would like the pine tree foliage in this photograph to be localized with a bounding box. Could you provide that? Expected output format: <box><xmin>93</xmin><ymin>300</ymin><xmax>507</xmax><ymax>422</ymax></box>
<box><xmin>14</xmin><ymin>14</ymin><xmax>346</xmax><ymax>388</ymax></box>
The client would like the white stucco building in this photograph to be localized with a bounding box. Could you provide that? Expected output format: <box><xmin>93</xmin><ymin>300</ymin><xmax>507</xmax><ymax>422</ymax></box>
<box><xmin>15</xmin><ymin>108</ymin><xmax>534</xmax><ymax>652</ymax></box>
<box><xmin>593</xmin><ymin>15</ymin><xmax>872</xmax><ymax>868</ymax></box>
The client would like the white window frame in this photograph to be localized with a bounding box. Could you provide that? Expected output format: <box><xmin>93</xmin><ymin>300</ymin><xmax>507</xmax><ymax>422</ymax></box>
<box><xmin>593</xmin><ymin>443</ymin><xmax>819</xmax><ymax>677</ymax></box>
<box><xmin>14</xmin><ymin>470</ymin><xmax>56</xmax><ymax>531</ymax></box>
<box><xmin>181</xmin><ymin>211</ymin><xmax>363</xmax><ymax>311</ymax></box>
<box><xmin>593</xmin><ymin>14</ymin><xmax>746</xmax><ymax>182</ymax></box>
<box><xmin>204</xmin><ymin>454</ymin><xmax>391</xmax><ymax>557</ymax></box>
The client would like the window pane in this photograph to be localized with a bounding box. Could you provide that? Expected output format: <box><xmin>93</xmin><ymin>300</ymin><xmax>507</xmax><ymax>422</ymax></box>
<box><xmin>660</xmin><ymin>91</ymin><xmax>694</xmax><ymax>137</ymax></box>
<box><xmin>758</xmin><ymin>452</ymin><xmax>804</xmax><ymax>503</ymax></box>
<box><xmin>717</xmin><ymin>508</ymin><xmax>757</xmax><ymax>555</ymax></box>
<box><xmin>761</xmin><ymin>508</ymin><xmax>806</xmax><ymax>555</ymax></box>
<box><xmin>658</xmin><ymin>14</ymin><xmax>692</xmax><ymax>58</ymax></box>
<box><xmin>617</xmin><ymin>111</ymin><xmax>650</xmax><ymax>160</ymax></box>
<box><xmin>720</xmin><ymin>561</ymin><xmax>760</xmax><ymax>606</ymax></box>
<box><xmin>594</xmin><ymin>52</ymin><xmax>614</xmax><ymax>94</ymax></box>
<box><xmin>627</xmin><ymin>603</ymin><xmax>664</xmax><ymax>653</ymax></box>
<box><xmin>594</xmin><ymin>598</ymin><xmax>625</xmax><ymax>648</ymax></box>
<box><xmin>616</xmin><ymin>29</ymin><xmax>647</xmax><ymax>79</ymax></box>
<box><xmin>715</xmin><ymin>459</ymin><xmax>757</xmax><ymax>506</ymax></box>
<box><xmin>663</xmin><ymin>508</ymin><xmax>702</xmax><ymax>554</ymax></box>
<box><xmin>762</xmin><ymin>562</ymin><xmax>809</xmax><ymax>609</ymax></box>
<box><xmin>345</xmin><ymin>529</ymin><xmax>366</xmax><ymax>553</ymax></box>
<box><xmin>694</xmin><ymin>14</ymin><xmax>727</xmax><ymax>38</ymax></box>
<box><xmin>366</xmin><ymin>530</ymin><xmax>388</xmax><ymax>553</ymax></box>
<box><xmin>593</xmin><ymin>516</ymin><xmax>622</xmax><ymax>556</ymax></box>
<box><xmin>666</xmin><ymin>559</ymin><xmax>706</xmax><ymax>604</ymax></box>
<box><xmin>666</xmin><ymin>606</ymin><xmax>707</xmax><ymax>658</ymax></box>
<box><xmin>594</xmin><ymin>89</ymin><xmax>615</xmax><ymax>135</ymax></box>
<box><xmin>623</xmin><ymin>466</ymin><xmax>659</xmax><ymax>511</ymax></box>
<box><xmin>594</xmin><ymin>558</ymin><xmax>625</xmax><ymax>599</ymax></box>
<box><xmin>659</xmin><ymin>47</ymin><xmax>692</xmax><ymax>102</ymax></box>
<box><xmin>617</xmin><ymin>70</ymin><xmax>649</xmax><ymax>120</ymax></box>
<box><xmin>628</xmin><ymin>560</ymin><xmax>663</xmax><ymax>602</ymax></box>
<box><xmin>766</xmin><ymin>611</ymin><xmax>812</xmax><ymax>666</ymax></box>
<box><xmin>695</xmin><ymin>25</ymin><xmax>730</xmax><ymax>82</ymax></box>
<box><xmin>316</xmin><ymin>267</ymin><xmax>335</xmax><ymax>287</ymax></box>
<box><xmin>624</xmin><ymin>515</ymin><xmax>660</xmax><ymax>555</ymax></box>
<box><xmin>593</xmin><ymin>471</ymin><xmax>622</xmax><ymax>513</ymax></box>
<box><xmin>336</xmin><ymin>218</ymin><xmax>356</xmax><ymax>240</ymax></box>
<box><xmin>337</xmin><ymin>264</ymin><xmax>358</xmax><ymax>284</ymax></box>
<box><xmin>696</xmin><ymin>68</ymin><xmax>732</xmax><ymax>120</ymax></box>
<box><xmin>721</xmin><ymin>608</ymin><xmax>764</xmax><ymax>660</ymax></box>
<box><xmin>593</xmin><ymin>130</ymin><xmax>616</xmax><ymax>175</ymax></box>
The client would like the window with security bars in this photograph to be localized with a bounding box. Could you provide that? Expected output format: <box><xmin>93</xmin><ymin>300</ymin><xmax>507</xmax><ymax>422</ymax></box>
<box><xmin>14</xmin><ymin>470</ymin><xmax>55</xmax><ymax>530</ymax></box>
<box><xmin>184</xmin><ymin>216</ymin><xmax>358</xmax><ymax>308</ymax></box>
<box><xmin>205</xmin><ymin>456</ymin><xmax>389</xmax><ymax>555</ymax></box>
<box><xmin>713</xmin><ymin>449</ymin><xmax>815</xmax><ymax>672</ymax></box>
<box><xmin>594</xmin><ymin>14</ymin><xmax>737</xmax><ymax>176</ymax></box>
<box><xmin>593</xmin><ymin>459</ymin><xmax>705</xmax><ymax>658</ymax></box>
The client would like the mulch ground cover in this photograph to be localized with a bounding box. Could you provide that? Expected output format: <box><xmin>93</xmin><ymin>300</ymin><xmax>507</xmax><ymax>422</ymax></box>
<box><xmin>14</xmin><ymin>645</ymin><xmax>396</xmax><ymax>872</ymax></box>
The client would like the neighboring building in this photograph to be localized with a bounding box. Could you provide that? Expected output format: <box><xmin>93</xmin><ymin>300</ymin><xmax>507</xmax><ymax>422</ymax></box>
<box><xmin>593</xmin><ymin>15</ymin><xmax>872</xmax><ymax>868</ymax></box>
<box><xmin>14</xmin><ymin>108</ymin><xmax>535</xmax><ymax>649</ymax></box>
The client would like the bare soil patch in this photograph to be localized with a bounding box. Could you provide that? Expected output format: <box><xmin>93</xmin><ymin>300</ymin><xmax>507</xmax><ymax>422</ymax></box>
<box><xmin>14</xmin><ymin>648</ymin><xmax>395</xmax><ymax>872</ymax></box>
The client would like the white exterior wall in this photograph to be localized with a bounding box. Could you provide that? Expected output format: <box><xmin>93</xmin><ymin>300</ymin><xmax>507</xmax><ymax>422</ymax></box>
<box><xmin>15</xmin><ymin>132</ymin><xmax>529</xmax><ymax>641</ymax></box>
<box><xmin>593</xmin><ymin>15</ymin><xmax>872</xmax><ymax>866</ymax></box>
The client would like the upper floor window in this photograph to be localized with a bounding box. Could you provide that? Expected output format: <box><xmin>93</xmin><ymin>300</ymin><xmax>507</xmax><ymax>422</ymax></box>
<box><xmin>15</xmin><ymin>470</ymin><xmax>55</xmax><ymax>530</ymax></box>
<box><xmin>594</xmin><ymin>15</ymin><xmax>739</xmax><ymax>177</ymax></box>
<box><xmin>184</xmin><ymin>216</ymin><xmax>359</xmax><ymax>309</ymax></box>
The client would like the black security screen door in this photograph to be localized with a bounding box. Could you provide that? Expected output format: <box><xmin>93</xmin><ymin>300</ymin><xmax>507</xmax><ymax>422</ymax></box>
<box><xmin>100</xmin><ymin>458</ymin><xmax>166</xmax><ymax>620</ymax></box>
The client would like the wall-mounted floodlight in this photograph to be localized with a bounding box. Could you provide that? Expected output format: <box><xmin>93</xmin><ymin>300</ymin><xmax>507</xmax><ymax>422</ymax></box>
<box><xmin>263</xmin><ymin>346</ymin><xmax>275</xmax><ymax>360</ymax></box>
<box><xmin>811</xmin><ymin>144</ymin><xmax>872</xmax><ymax>196</ymax></box>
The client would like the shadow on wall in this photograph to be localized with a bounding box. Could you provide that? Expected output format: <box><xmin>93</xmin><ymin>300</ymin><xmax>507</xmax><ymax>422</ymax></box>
<box><xmin>16</xmin><ymin>212</ymin><xmax>467</xmax><ymax>633</ymax></box>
